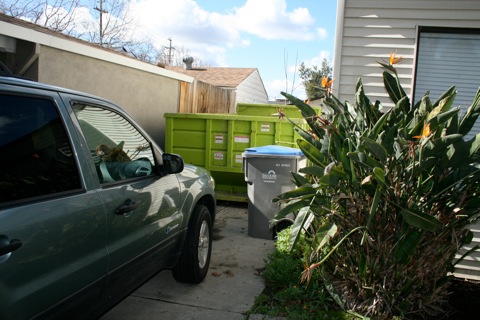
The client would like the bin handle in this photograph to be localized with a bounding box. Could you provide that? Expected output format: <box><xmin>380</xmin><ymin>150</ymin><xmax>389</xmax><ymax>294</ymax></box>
<box><xmin>243</xmin><ymin>158</ymin><xmax>250</xmax><ymax>182</ymax></box>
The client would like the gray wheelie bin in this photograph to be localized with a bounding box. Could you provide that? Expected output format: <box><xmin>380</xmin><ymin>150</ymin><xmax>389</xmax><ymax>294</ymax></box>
<box><xmin>242</xmin><ymin>145</ymin><xmax>306</xmax><ymax>239</ymax></box>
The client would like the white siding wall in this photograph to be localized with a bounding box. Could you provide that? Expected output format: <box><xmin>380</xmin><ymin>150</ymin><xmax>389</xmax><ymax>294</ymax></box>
<box><xmin>235</xmin><ymin>69</ymin><xmax>268</xmax><ymax>104</ymax></box>
<box><xmin>333</xmin><ymin>0</ymin><xmax>480</xmax><ymax>109</ymax></box>
<box><xmin>334</xmin><ymin>0</ymin><xmax>480</xmax><ymax>281</ymax></box>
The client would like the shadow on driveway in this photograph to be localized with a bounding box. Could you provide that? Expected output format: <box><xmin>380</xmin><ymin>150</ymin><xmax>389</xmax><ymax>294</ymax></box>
<box><xmin>101</xmin><ymin>201</ymin><xmax>275</xmax><ymax>320</ymax></box>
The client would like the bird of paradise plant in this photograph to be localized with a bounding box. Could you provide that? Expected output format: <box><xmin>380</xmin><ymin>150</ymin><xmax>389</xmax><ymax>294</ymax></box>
<box><xmin>271</xmin><ymin>53</ymin><xmax>480</xmax><ymax>318</ymax></box>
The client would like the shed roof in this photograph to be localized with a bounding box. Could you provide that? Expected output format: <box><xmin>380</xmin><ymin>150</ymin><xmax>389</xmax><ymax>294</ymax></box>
<box><xmin>165</xmin><ymin>66</ymin><xmax>257</xmax><ymax>88</ymax></box>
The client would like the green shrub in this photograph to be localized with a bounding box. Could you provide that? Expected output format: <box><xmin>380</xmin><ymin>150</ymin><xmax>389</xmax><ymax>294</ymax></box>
<box><xmin>272</xmin><ymin>53</ymin><xmax>480</xmax><ymax>319</ymax></box>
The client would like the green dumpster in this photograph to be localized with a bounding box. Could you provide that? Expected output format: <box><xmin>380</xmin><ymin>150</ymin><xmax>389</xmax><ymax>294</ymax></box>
<box><xmin>164</xmin><ymin>113</ymin><xmax>307</xmax><ymax>202</ymax></box>
<box><xmin>236</xmin><ymin>103</ymin><xmax>321</xmax><ymax>118</ymax></box>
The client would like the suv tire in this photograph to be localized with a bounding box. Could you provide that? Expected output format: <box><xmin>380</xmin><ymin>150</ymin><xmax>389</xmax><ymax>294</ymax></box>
<box><xmin>172</xmin><ymin>205</ymin><xmax>212</xmax><ymax>283</ymax></box>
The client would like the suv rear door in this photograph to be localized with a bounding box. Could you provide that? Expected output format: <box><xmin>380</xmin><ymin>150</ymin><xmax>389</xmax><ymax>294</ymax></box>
<box><xmin>0</xmin><ymin>88</ymin><xmax>108</xmax><ymax>319</ymax></box>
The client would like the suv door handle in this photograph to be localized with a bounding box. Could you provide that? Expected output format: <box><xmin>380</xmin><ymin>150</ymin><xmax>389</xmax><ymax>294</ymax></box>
<box><xmin>0</xmin><ymin>239</ymin><xmax>22</xmax><ymax>256</ymax></box>
<box><xmin>115</xmin><ymin>199</ymin><xmax>138</xmax><ymax>215</ymax></box>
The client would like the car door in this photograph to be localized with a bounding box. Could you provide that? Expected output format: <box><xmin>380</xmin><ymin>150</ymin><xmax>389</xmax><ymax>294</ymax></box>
<box><xmin>0</xmin><ymin>90</ymin><xmax>108</xmax><ymax>320</ymax></box>
<box><xmin>68</xmin><ymin>98</ymin><xmax>185</xmax><ymax>297</ymax></box>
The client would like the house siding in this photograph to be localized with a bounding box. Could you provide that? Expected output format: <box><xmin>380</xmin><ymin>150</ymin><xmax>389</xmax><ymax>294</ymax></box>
<box><xmin>334</xmin><ymin>0</ymin><xmax>480</xmax><ymax>281</ymax></box>
<box><xmin>235</xmin><ymin>70</ymin><xmax>268</xmax><ymax>104</ymax></box>
<box><xmin>333</xmin><ymin>0</ymin><xmax>480</xmax><ymax>110</ymax></box>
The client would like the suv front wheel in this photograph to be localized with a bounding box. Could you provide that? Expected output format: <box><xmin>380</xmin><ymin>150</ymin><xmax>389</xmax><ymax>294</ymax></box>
<box><xmin>172</xmin><ymin>205</ymin><xmax>212</xmax><ymax>283</ymax></box>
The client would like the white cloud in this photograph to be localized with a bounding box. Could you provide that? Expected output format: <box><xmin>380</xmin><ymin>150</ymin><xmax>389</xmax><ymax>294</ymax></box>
<box><xmin>131</xmin><ymin>0</ymin><xmax>243</xmax><ymax>65</ymax></box>
<box><xmin>234</xmin><ymin>0</ymin><xmax>317</xmax><ymax>41</ymax></box>
<box><xmin>130</xmin><ymin>0</ymin><xmax>326</xmax><ymax>65</ymax></box>
<box><xmin>303</xmin><ymin>50</ymin><xmax>332</xmax><ymax>67</ymax></box>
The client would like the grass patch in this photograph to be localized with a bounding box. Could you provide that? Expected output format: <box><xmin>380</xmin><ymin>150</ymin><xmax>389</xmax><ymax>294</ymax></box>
<box><xmin>247</xmin><ymin>227</ymin><xmax>354</xmax><ymax>320</ymax></box>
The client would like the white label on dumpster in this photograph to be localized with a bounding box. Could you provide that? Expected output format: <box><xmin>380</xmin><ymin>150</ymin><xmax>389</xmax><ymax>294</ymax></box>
<box><xmin>235</xmin><ymin>154</ymin><xmax>243</xmax><ymax>163</ymax></box>
<box><xmin>262</xmin><ymin>170</ymin><xmax>277</xmax><ymax>183</ymax></box>
<box><xmin>214</xmin><ymin>152</ymin><xmax>224</xmax><ymax>160</ymax></box>
<box><xmin>234</xmin><ymin>135</ymin><xmax>249</xmax><ymax>143</ymax></box>
<box><xmin>215</xmin><ymin>134</ymin><xmax>224</xmax><ymax>144</ymax></box>
<box><xmin>261</xmin><ymin>123</ymin><xmax>270</xmax><ymax>132</ymax></box>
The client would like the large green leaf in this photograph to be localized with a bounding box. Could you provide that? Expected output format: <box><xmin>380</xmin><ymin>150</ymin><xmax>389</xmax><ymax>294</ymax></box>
<box><xmin>400</xmin><ymin>208</ymin><xmax>443</xmax><ymax>232</ymax></box>
<box><xmin>369</xmin><ymin>109</ymin><xmax>391</xmax><ymax>139</ymax></box>
<box><xmin>281</xmin><ymin>91</ymin><xmax>318</xmax><ymax>119</ymax></box>
<box><xmin>273</xmin><ymin>185</ymin><xmax>316</xmax><ymax>202</ymax></box>
<box><xmin>297</xmin><ymin>139</ymin><xmax>328</xmax><ymax>167</ymax></box>
<box><xmin>383</xmin><ymin>71</ymin><xmax>407</xmax><ymax>105</ymax></box>
<box><xmin>427</xmin><ymin>108</ymin><xmax>459</xmax><ymax>131</ymax></box>
<box><xmin>291</xmin><ymin>171</ymin><xmax>310</xmax><ymax>186</ymax></box>
<box><xmin>348</xmin><ymin>151</ymin><xmax>382</xmax><ymax>169</ymax></box>
<box><xmin>421</xmin><ymin>134</ymin><xmax>463</xmax><ymax>160</ymax></box>
<box><xmin>362</xmin><ymin>187</ymin><xmax>382</xmax><ymax>245</ymax></box>
<box><xmin>418</xmin><ymin>94</ymin><xmax>432</xmax><ymax>114</ymax></box>
<box><xmin>271</xmin><ymin>199</ymin><xmax>310</xmax><ymax>227</ymax></box>
<box><xmin>318</xmin><ymin>164</ymin><xmax>346</xmax><ymax>186</ymax></box>
<box><xmin>300</xmin><ymin>166</ymin><xmax>326</xmax><ymax>177</ymax></box>
<box><xmin>432</xmin><ymin>86</ymin><xmax>457</xmax><ymax>111</ymax></box>
<box><xmin>467</xmin><ymin>132</ymin><xmax>480</xmax><ymax>160</ymax></box>
<box><xmin>323</xmin><ymin>95</ymin><xmax>344</xmax><ymax>114</ymax></box>
<box><xmin>372</xmin><ymin>167</ymin><xmax>386</xmax><ymax>187</ymax></box>
<box><xmin>295</xmin><ymin>127</ymin><xmax>324</xmax><ymax>150</ymax></box>
<box><xmin>313</xmin><ymin>223</ymin><xmax>337</xmax><ymax>255</ymax></box>
<box><xmin>289</xmin><ymin>206</ymin><xmax>313</xmax><ymax>250</ymax></box>
<box><xmin>362</xmin><ymin>138</ymin><xmax>388</xmax><ymax>163</ymax></box>
<box><xmin>459</xmin><ymin>87</ymin><xmax>480</xmax><ymax>135</ymax></box>
<box><xmin>395</xmin><ymin>230</ymin><xmax>423</xmax><ymax>264</ymax></box>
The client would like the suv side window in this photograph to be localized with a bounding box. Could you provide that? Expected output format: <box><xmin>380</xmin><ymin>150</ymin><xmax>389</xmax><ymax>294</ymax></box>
<box><xmin>72</xmin><ymin>103</ymin><xmax>155</xmax><ymax>183</ymax></box>
<box><xmin>0</xmin><ymin>94</ymin><xmax>81</xmax><ymax>204</ymax></box>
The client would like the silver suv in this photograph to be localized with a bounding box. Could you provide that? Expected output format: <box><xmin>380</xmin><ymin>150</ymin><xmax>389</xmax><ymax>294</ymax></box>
<box><xmin>0</xmin><ymin>76</ymin><xmax>216</xmax><ymax>319</ymax></box>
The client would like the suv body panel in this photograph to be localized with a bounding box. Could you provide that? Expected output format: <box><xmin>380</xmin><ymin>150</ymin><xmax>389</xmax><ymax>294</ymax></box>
<box><xmin>0</xmin><ymin>76</ymin><xmax>216</xmax><ymax>319</ymax></box>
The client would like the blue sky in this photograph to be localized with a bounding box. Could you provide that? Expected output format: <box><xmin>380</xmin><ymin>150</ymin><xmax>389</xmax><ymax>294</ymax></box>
<box><xmin>131</xmin><ymin>0</ymin><xmax>338</xmax><ymax>100</ymax></box>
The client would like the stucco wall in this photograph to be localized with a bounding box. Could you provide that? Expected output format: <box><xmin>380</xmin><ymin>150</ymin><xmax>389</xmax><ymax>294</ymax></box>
<box><xmin>38</xmin><ymin>46</ymin><xmax>179</xmax><ymax>149</ymax></box>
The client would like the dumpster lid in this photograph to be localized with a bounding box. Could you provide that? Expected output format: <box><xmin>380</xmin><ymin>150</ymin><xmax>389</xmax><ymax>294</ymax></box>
<box><xmin>244</xmin><ymin>145</ymin><xmax>304</xmax><ymax>156</ymax></box>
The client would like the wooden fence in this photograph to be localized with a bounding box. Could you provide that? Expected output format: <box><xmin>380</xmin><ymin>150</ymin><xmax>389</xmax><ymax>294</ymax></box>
<box><xmin>178</xmin><ymin>80</ymin><xmax>236</xmax><ymax>114</ymax></box>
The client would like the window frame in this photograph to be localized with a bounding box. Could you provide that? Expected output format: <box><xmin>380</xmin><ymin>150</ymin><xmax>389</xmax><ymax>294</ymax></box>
<box><xmin>71</xmin><ymin>101</ymin><xmax>159</xmax><ymax>185</ymax></box>
<box><xmin>413</xmin><ymin>26</ymin><xmax>480</xmax><ymax>136</ymax></box>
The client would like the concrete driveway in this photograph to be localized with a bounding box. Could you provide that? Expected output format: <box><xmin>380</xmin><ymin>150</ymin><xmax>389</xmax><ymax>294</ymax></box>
<box><xmin>101</xmin><ymin>201</ymin><xmax>275</xmax><ymax>320</ymax></box>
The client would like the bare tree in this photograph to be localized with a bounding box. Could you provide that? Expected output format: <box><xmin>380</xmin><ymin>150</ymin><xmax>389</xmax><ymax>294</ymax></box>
<box><xmin>0</xmin><ymin>0</ymin><xmax>206</xmax><ymax>67</ymax></box>
<box><xmin>128</xmin><ymin>38</ymin><xmax>164</xmax><ymax>64</ymax></box>
<box><xmin>1</xmin><ymin>0</ymin><xmax>82</xmax><ymax>33</ymax></box>
<box><xmin>1</xmin><ymin>0</ymin><xmax>136</xmax><ymax>48</ymax></box>
<box><xmin>82</xmin><ymin>0</ymin><xmax>136</xmax><ymax>48</ymax></box>
<box><xmin>159</xmin><ymin>44</ymin><xmax>209</xmax><ymax>68</ymax></box>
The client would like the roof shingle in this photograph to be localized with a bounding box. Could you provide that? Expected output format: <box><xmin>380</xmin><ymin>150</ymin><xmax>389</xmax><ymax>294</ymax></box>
<box><xmin>165</xmin><ymin>66</ymin><xmax>256</xmax><ymax>87</ymax></box>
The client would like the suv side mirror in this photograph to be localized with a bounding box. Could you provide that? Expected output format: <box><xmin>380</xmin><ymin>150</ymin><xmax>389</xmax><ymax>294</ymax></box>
<box><xmin>162</xmin><ymin>153</ymin><xmax>184</xmax><ymax>174</ymax></box>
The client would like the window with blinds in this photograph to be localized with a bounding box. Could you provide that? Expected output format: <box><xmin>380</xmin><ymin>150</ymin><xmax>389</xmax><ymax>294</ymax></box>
<box><xmin>413</xmin><ymin>27</ymin><xmax>480</xmax><ymax>138</ymax></box>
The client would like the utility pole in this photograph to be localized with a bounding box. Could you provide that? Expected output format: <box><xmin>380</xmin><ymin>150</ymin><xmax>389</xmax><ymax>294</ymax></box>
<box><xmin>166</xmin><ymin>37</ymin><xmax>175</xmax><ymax>65</ymax></box>
<box><xmin>94</xmin><ymin>0</ymin><xmax>108</xmax><ymax>45</ymax></box>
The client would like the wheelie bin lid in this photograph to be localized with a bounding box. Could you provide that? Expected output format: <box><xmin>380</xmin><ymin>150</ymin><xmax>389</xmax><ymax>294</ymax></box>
<box><xmin>243</xmin><ymin>145</ymin><xmax>304</xmax><ymax>156</ymax></box>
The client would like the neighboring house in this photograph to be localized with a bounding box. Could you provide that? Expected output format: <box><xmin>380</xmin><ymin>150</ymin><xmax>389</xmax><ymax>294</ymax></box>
<box><xmin>0</xmin><ymin>13</ymin><xmax>194</xmax><ymax>149</ymax></box>
<box><xmin>333</xmin><ymin>0</ymin><xmax>480</xmax><ymax>280</ymax></box>
<box><xmin>166</xmin><ymin>63</ymin><xmax>269</xmax><ymax>108</ymax></box>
